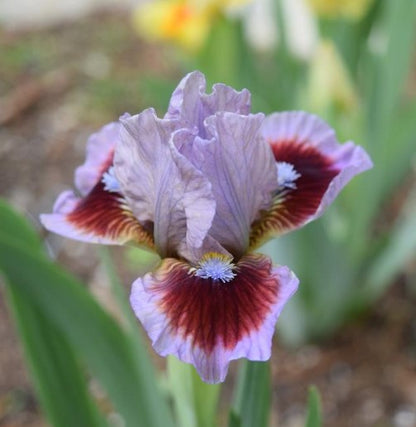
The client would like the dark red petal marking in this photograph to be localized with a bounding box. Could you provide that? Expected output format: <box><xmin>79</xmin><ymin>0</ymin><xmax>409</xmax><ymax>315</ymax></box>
<box><xmin>250</xmin><ymin>140</ymin><xmax>340</xmax><ymax>248</ymax></box>
<box><xmin>67</xmin><ymin>177</ymin><xmax>154</xmax><ymax>247</ymax></box>
<box><xmin>151</xmin><ymin>254</ymin><xmax>279</xmax><ymax>354</ymax></box>
<box><xmin>99</xmin><ymin>150</ymin><xmax>114</xmax><ymax>175</ymax></box>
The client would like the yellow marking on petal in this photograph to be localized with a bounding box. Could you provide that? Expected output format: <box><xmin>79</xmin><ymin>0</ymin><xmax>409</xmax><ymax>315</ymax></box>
<box><xmin>248</xmin><ymin>196</ymin><xmax>289</xmax><ymax>251</ymax></box>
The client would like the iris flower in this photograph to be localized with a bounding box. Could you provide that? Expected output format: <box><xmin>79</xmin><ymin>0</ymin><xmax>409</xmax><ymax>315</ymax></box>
<box><xmin>40</xmin><ymin>71</ymin><xmax>372</xmax><ymax>383</ymax></box>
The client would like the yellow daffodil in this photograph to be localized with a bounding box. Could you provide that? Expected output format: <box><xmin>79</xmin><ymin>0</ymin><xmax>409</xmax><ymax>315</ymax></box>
<box><xmin>307</xmin><ymin>0</ymin><xmax>374</xmax><ymax>20</ymax></box>
<box><xmin>133</xmin><ymin>0</ymin><xmax>251</xmax><ymax>52</ymax></box>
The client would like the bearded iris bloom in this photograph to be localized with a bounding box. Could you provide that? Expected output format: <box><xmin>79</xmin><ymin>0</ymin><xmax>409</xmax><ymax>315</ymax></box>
<box><xmin>40</xmin><ymin>71</ymin><xmax>372</xmax><ymax>383</ymax></box>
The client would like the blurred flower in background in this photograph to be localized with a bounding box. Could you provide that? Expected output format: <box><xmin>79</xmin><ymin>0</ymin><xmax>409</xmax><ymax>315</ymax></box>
<box><xmin>228</xmin><ymin>0</ymin><xmax>319</xmax><ymax>59</ymax></box>
<box><xmin>133</xmin><ymin>0</ymin><xmax>250</xmax><ymax>51</ymax></box>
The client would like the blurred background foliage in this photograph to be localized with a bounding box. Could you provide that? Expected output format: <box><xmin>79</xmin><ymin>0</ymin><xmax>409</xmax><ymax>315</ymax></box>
<box><xmin>1</xmin><ymin>0</ymin><xmax>416</xmax><ymax>426</ymax></box>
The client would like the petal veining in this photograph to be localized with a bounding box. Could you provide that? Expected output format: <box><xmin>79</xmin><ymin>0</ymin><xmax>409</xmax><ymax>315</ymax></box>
<box><xmin>190</xmin><ymin>112</ymin><xmax>277</xmax><ymax>258</ymax></box>
<box><xmin>250</xmin><ymin>111</ymin><xmax>373</xmax><ymax>249</ymax></box>
<box><xmin>165</xmin><ymin>71</ymin><xmax>251</xmax><ymax>134</ymax></box>
<box><xmin>130</xmin><ymin>253</ymin><xmax>298</xmax><ymax>383</ymax></box>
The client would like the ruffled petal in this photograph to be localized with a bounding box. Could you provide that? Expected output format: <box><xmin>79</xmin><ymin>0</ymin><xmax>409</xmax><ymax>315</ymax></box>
<box><xmin>41</xmin><ymin>120</ymin><xmax>152</xmax><ymax>246</ymax></box>
<box><xmin>130</xmin><ymin>253</ymin><xmax>298</xmax><ymax>383</ymax></box>
<box><xmin>165</xmin><ymin>71</ymin><xmax>251</xmax><ymax>132</ymax></box>
<box><xmin>250</xmin><ymin>111</ymin><xmax>373</xmax><ymax>249</ymax></box>
<box><xmin>115</xmin><ymin>109</ymin><xmax>216</xmax><ymax>257</ymax></box>
<box><xmin>184</xmin><ymin>112</ymin><xmax>277</xmax><ymax>258</ymax></box>
<box><xmin>40</xmin><ymin>178</ymin><xmax>153</xmax><ymax>247</ymax></box>
<box><xmin>75</xmin><ymin>122</ymin><xmax>120</xmax><ymax>196</ymax></box>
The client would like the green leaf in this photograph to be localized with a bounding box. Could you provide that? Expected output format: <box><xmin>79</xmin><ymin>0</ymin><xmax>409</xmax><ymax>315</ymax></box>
<box><xmin>263</xmin><ymin>221</ymin><xmax>354</xmax><ymax>344</ymax></box>
<box><xmin>0</xmin><ymin>199</ymin><xmax>43</xmax><ymax>251</ymax></box>
<box><xmin>364</xmin><ymin>186</ymin><xmax>416</xmax><ymax>300</ymax></box>
<box><xmin>230</xmin><ymin>361</ymin><xmax>271</xmax><ymax>427</ymax></box>
<box><xmin>5</xmin><ymin>285</ymin><xmax>106</xmax><ymax>427</ymax></box>
<box><xmin>196</xmin><ymin>17</ymin><xmax>244</xmax><ymax>88</ymax></box>
<box><xmin>374</xmin><ymin>101</ymin><xmax>416</xmax><ymax>207</ymax></box>
<box><xmin>167</xmin><ymin>356</ymin><xmax>220</xmax><ymax>427</ymax></box>
<box><xmin>366</xmin><ymin>0</ymin><xmax>416</xmax><ymax>142</ymax></box>
<box><xmin>352</xmin><ymin>0</ymin><xmax>416</xmax><ymax>251</ymax></box>
<box><xmin>305</xmin><ymin>386</ymin><xmax>322</xmax><ymax>427</ymax></box>
<box><xmin>0</xmin><ymin>201</ymin><xmax>174</xmax><ymax>427</ymax></box>
<box><xmin>1</xmin><ymin>200</ymin><xmax>104</xmax><ymax>426</ymax></box>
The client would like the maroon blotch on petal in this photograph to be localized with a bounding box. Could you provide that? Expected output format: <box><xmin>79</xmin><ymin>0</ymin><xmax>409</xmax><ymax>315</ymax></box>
<box><xmin>130</xmin><ymin>253</ymin><xmax>298</xmax><ymax>382</ymax></box>
<box><xmin>250</xmin><ymin>111</ymin><xmax>372</xmax><ymax>249</ymax></box>
<box><xmin>67</xmin><ymin>173</ymin><xmax>153</xmax><ymax>246</ymax></box>
<box><xmin>150</xmin><ymin>254</ymin><xmax>279</xmax><ymax>353</ymax></box>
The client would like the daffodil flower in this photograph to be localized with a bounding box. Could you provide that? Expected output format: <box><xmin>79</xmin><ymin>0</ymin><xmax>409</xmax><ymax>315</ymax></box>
<box><xmin>133</xmin><ymin>0</ymin><xmax>250</xmax><ymax>51</ymax></box>
<box><xmin>41</xmin><ymin>71</ymin><xmax>372</xmax><ymax>383</ymax></box>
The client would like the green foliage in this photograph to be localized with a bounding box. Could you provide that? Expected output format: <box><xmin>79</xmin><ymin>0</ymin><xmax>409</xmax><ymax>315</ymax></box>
<box><xmin>305</xmin><ymin>386</ymin><xmax>322</xmax><ymax>427</ymax></box>
<box><xmin>230</xmin><ymin>361</ymin><xmax>271</xmax><ymax>427</ymax></box>
<box><xmin>177</xmin><ymin>0</ymin><xmax>416</xmax><ymax>345</ymax></box>
<box><xmin>167</xmin><ymin>356</ymin><xmax>220</xmax><ymax>427</ymax></box>
<box><xmin>259</xmin><ymin>0</ymin><xmax>416</xmax><ymax>344</ymax></box>
<box><xmin>0</xmin><ymin>200</ymin><xmax>174</xmax><ymax>427</ymax></box>
<box><xmin>1</xmin><ymin>200</ymin><xmax>104</xmax><ymax>427</ymax></box>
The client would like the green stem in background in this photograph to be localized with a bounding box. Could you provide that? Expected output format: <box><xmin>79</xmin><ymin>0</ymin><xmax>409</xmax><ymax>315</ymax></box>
<box><xmin>195</xmin><ymin>15</ymin><xmax>243</xmax><ymax>88</ymax></box>
<box><xmin>4</xmin><ymin>282</ymin><xmax>106</xmax><ymax>427</ymax></box>
<box><xmin>99</xmin><ymin>247</ymin><xmax>139</xmax><ymax>334</ymax></box>
<box><xmin>230</xmin><ymin>360</ymin><xmax>271</xmax><ymax>427</ymax></box>
<box><xmin>167</xmin><ymin>356</ymin><xmax>220</xmax><ymax>427</ymax></box>
<box><xmin>272</xmin><ymin>0</ymin><xmax>306</xmax><ymax>111</ymax></box>
<box><xmin>305</xmin><ymin>386</ymin><xmax>322</xmax><ymax>427</ymax></box>
<box><xmin>349</xmin><ymin>0</ymin><xmax>416</xmax><ymax>259</ymax></box>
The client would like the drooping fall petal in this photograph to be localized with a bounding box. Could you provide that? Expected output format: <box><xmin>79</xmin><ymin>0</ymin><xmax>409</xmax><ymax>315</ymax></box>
<box><xmin>41</xmin><ymin>180</ymin><xmax>153</xmax><ymax>246</ymax></box>
<box><xmin>40</xmin><ymin>122</ymin><xmax>153</xmax><ymax>247</ymax></box>
<box><xmin>130</xmin><ymin>253</ymin><xmax>298</xmax><ymax>383</ymax></box>
<box><xmin>250</xmin><ymin>111</ymin><xmax>372</xmax><ymax>249</ymax></box>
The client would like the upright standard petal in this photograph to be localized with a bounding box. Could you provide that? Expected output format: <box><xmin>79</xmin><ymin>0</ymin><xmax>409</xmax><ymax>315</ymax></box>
<box><xmin>184</xmin><ymin>112</ymin><xmax>277</xmax><ymax>258</ymax></box>
<box><xmin>115</xmin><ymin>109</ymin><xmax>216</xmax><ymax>257</ymax></box>
<box><xmin>249</xmin><ymin>111</ymin><xmax>373</xmax><ymax>249</ymax></box>
<box><xmin>130</xmin><ymin>253</ymin><xmax>298</xmax><ymax>383</ymax></box>
<box><xmin>40</xmin><ymin>122</ymin><xmax>153</xmax><ymax>247</ymax></box>
<box><xmin>165</xmin><ymin>71</ymin><xmax>251</xmax><ymax>133</ymax></box>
